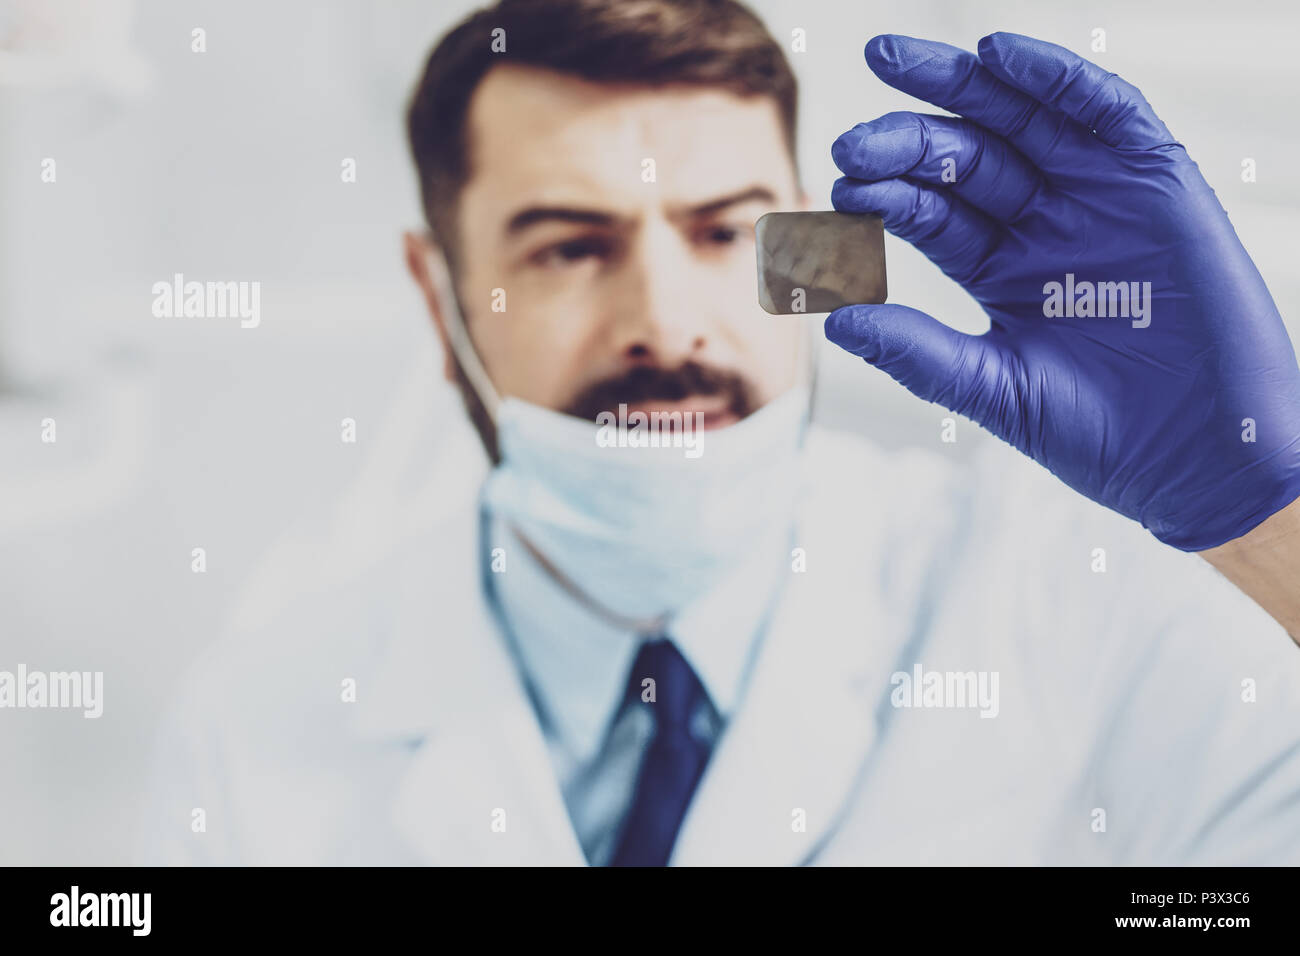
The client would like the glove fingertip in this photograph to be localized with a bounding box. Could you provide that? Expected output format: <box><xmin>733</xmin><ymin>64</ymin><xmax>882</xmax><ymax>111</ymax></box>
<box><xmin>976</xmin><ymin>32</ymin><xmax>1002</xmax><ymax>61</ymax></box>
<box><xmin>825</xmin><ymin>306</ymin><xmax>880</xmax><ymax>356</ymax></box>
<box><xmin>830</xmin><ymin>131</ymin><xmax>859</xmax><ymax>173</ymax></box>
<box><xmin>864</xmin><ymin>34</ymin><xmax>906</xmax><ymax>76</ymax></box>
<box><xmin>864</xmin><ymin>34</ymin><xmax>891</xmax><ymax>64</ymax></box>
<box><xmin>977</xmin><ymin>31</ymin><xmax>1025</xmax><ymax>63</ymax></box>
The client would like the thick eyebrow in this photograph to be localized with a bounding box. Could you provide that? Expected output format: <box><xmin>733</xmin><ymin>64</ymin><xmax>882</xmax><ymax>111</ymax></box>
<box><xmin>503</xmin><ymin>185</ymin><xmax>780</xmax><ymax>239</ymax></box>
<box><xmin>673</xmin><ymin>185</ymin><xmax>778</xmax><ymax>219</ymax></box>
<box><xmin>505</xmin><ymin>206</ymin><xmax>622</xmax><ymax>236</ymax></box>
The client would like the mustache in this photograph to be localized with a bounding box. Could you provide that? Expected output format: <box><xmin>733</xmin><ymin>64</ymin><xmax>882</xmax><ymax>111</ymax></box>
<box><xmin>564</xmin><ymin>361</ymin><xmax>757</xmax><ymax>423</ymax></box>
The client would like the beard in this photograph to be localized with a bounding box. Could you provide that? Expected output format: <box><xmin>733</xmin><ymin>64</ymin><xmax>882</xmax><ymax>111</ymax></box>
<box><xmin>563</xmin><ymin>360</ymin><xmax>757</xmax><ymax>423</ymax></box>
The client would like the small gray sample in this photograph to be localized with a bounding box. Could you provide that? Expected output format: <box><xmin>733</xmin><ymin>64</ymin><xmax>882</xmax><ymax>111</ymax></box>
<box><xmin>755</xmin><ymin>211</ymin><xmax>887</xmax><ymax>315</ymax></box>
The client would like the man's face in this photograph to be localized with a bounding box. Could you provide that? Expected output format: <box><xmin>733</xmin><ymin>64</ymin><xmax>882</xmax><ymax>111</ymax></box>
<box><xmin>430</xmin><ymin>64</ymin><xmax>806</xmax><ymax>429</ymax></box>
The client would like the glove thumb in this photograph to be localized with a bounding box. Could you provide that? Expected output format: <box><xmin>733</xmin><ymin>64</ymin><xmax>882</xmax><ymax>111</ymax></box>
<box><xmin>825</xmin><ymin>304</ymin><xmax>1009</xmax><ymax>428</ymax></box>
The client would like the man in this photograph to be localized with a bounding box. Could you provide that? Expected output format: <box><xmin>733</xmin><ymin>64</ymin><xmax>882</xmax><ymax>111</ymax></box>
<box><xmin>139</xmin><ymin>0</ymin><xmax>1300</xmax><ymax>865</ymax></box>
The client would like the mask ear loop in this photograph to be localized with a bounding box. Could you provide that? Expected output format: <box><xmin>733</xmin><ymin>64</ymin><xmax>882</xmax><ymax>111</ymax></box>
<box><xmin>510</xmin><ymin>525</ymin><xmax>672</xmax><ymax>637</ymax></box>
<box><xmin>425</xmin><ymin>246</ymin><xmax>502</xmax><ymax>422</ymax></box>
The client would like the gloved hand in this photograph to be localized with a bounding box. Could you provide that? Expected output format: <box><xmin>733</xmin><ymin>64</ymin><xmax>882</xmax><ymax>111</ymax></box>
<box><xmin>826</xmin><ymin>32</ymin><xmax>1300</xmax><ymax>551</ymax></box>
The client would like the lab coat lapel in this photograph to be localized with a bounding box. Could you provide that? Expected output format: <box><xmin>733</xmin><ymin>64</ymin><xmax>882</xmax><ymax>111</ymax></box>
<box><xmin>669</xmin><ymin>492</ymin><xmax>886</xmax><ymax>866</ymax></box>
<box><xmin>390</xmin><ymin>705</ymin><xmax>587</xmax><ymax>866</ymax></box>
<box><xmin>349</xmin><ymin>507</ymin><xmax>586</xmax><ymax>866</ymax></box>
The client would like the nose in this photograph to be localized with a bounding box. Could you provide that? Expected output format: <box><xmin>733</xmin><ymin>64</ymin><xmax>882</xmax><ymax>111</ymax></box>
<box><xmin>611</xmin><ymin>219</ymin><xmax>710</xmax><ymax>368</ymax></box>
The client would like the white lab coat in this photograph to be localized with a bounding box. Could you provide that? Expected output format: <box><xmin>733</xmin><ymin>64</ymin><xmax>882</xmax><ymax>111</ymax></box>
<box><xmin>136</xmin><ymin>426</ymin><xmax>1300</xmax><ymax>865</ymax></box>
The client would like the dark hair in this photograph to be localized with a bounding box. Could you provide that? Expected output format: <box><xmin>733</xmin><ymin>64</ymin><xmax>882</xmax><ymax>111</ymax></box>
<box><xmin>406</xmin><ymin>0</ymin><xmax>799</xmax><ymax>266</ymax></box>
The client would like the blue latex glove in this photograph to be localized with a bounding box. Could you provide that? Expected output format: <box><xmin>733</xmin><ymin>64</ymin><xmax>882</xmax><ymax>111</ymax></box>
<box><xmin>826</xmin><ymin>33</ymin><xmax>1300</xmax><ymax>551</ymax></box>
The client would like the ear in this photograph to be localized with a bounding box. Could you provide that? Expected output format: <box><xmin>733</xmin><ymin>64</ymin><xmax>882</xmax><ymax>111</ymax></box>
<box><xmin>403</xmin><ymin>231</ymin><xmax>457</xmax><ymax>382</ymax></box>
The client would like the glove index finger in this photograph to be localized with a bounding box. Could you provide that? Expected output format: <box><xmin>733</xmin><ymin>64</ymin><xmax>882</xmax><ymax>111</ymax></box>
<box><xmin>976</xmin><ymin>32</ymin><xmax>1175</xmax><ymax>150</ymax></box>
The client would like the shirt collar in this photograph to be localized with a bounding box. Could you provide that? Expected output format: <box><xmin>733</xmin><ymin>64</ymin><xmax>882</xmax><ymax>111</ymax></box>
<box><xmin>484</xmin><ymin>507</ymin><xmax>790</xmax><ymax>765</ymax></box>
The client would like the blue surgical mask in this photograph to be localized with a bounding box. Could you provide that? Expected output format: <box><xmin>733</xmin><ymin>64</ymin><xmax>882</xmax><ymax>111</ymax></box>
<box><xmin>424</xmin><ymin>246</ymin><xmax>813</xmax><ymax>625</ymax></box>
<box><xmin>483</xmin><ymin>387</ymin><xmax>810</xmax><ymax>623</ymax></box>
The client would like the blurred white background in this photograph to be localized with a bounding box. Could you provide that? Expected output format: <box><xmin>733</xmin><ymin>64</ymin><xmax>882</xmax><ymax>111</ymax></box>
<box><xmin>1</xmin><ymin>0</ymin><xmax>1296</xmax><ymax>863</ymax></box>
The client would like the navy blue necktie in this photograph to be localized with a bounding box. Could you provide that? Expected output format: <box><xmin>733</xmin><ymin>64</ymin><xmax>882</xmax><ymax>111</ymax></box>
<box><xmin>608</xmin><ymin>637</ymin><xmax>714</xmax><ymax>867</ymax></box>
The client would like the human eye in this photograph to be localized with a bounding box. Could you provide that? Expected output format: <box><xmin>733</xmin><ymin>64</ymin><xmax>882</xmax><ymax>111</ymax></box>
<box><xmin>693</xmin><ymin>220</ymin><xmax>754</xmax><ymax>249</ymax></box>
<box><xmin>529</xmin><ymin>235</ymin><xmax>615</xmax><ymax>269</ymax></box>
